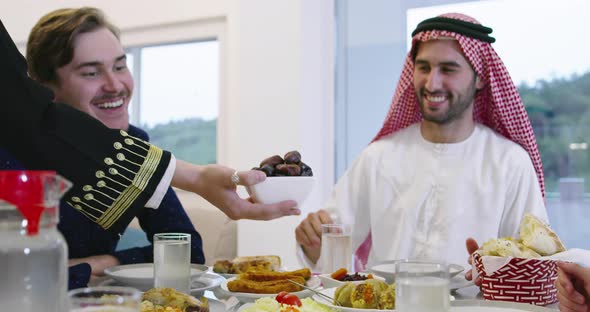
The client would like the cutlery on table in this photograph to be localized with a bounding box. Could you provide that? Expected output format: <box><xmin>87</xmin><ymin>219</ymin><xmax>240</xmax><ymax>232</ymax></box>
<box><xmin>286</xmin><ymin>279</ymin><xmax>341</xmax><ymax>306</ymax></box>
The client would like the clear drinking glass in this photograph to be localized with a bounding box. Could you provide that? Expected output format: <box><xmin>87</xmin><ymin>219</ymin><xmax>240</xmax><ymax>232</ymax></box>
<box><xmin>153</xmin><ymin>233</ymin><xmax>191</xmax><ymax>293</ymax></box>
<box><xmin>68</xmin><ymin>286</ymin><xmax>141</xmax><ymax>311</ymax></box>
<box><xmin>320</xmin><ymin>224</ymin><xmax>353</xmax><ymax>273</ymax></box>
<box><xmin>395</xmin><ymin>260</ymin><xmax>450</xmax><ymax>312</ymax></box>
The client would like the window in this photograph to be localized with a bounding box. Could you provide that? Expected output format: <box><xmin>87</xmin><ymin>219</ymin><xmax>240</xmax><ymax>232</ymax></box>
<box><xmin>126</xmin><ymin>40</ymin><xmax>220</xmax><ymax>165</ymax></box>
<box><xmin>336</xmin><ymin>0</ymin><xmax>590</xmax><ymax>249</ymax></box>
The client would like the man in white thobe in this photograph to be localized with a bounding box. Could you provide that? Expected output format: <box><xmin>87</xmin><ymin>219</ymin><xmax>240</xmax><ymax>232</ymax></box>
<box><xmin>295</xmin><ymin>13</ymin><xmax>548</xmax><ymax>272</ymax></box>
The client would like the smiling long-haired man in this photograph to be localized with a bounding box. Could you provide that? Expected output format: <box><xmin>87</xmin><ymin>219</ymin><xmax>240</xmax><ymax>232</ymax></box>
<box><xmin>295</xmin><ymin>13</ymin><xmax>548</xmax><ymax>273</ymax></box>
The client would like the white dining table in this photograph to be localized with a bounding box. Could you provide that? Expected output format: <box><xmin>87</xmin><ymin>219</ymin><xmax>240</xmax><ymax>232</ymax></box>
<box><xmin>203</xmin><ymin>284</ymin><xmax>560</xmax><ymax>311</ymax></box>
<box><xmin>452</xmin><ymin>285</ymin><xmax>559</xmax><ymax>311</ymax></box>
<box><xmin>92</xmin><ymin>275</ymin><xmax>560</xmax><ymax>311</ymax></box>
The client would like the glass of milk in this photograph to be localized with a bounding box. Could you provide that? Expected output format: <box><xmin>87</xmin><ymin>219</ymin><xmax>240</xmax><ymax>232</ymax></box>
<box><xmin>395</xmin><ymin>260</ymin><xmax>450</xmax><ymax>312</ymax></box>
<box><xmin>68</xmin><ymin>286</ymin><xmax>141</xmax><ymax>311</ymax></box>
<box><xmin>320</xmin><ymin>224</ymin><xmax>353</xmax><ymax>273</ymax></box>
<box><xmin>153</xmin><ymin>233</ymin><xmax>191</xmax><ymax>293</ymax></box>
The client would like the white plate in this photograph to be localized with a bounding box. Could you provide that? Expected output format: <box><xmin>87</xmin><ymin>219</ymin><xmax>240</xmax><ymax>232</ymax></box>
<box><xmin>99</xmin><ymin>272</ymin><xmax>224</xmax><ymax>297</ymax></box>
<box><xmin>451</xmin><ymin>299</ymin><xmax>556</xmax><ymax>311</ymax></box>
<box><xmin>104</xmin><ymin>263</ymin><xmax>208</xmax><ymax>289</ymax></box>
<box><xmin>312</xmin><ymin>287</ymin><xmax>394</xmax><ymax>312</ymax></box>
<box><xmin>220</xmin><ymin>275</ymin><xmax>321</xmax><ymax>303</ymax></box>
<box><xmin>450</xmin><ymin>273</ymin><xmax>474</xmax><ymax>291</ymax></box>
<box><xmin>190</xmin><ymin>272</ymin><xmax>225</xmax><ymax>296</ymax></box>
<box><xmin>370</xmin><ymin>261</ymin><xmax>465</xmax><ymax>283</ymax></box>
<box><xmin>206</xmin><ymin>298</ymin><xmax>227</xmax><ymax>312</ymax></box>
<box><xmin>318</xmin><ymin>272</ymin><xmax>470</xmax><ymax>291</ymax></box>
<box><xmin>236</xmin><ymin>303</ymin><xmax>255</xmax><ymax>311</ymax></box>
<box><xmin>217</xmin><ymin>273</ymin><xmax>238</xmax><ymax>279</ymax></box>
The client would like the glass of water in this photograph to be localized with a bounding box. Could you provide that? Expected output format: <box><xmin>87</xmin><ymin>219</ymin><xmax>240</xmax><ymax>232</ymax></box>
<box><xmin>153</xmin><ymin>233</ymin><xmax>191</xmax><ymax>294</ymax></box>
<box><xmin>395</xmin><ymin>260</ymin><xmax>450</xmax><ymax>312</ymax></box>
<box><xmin>68</xmin><ymin>286</ymin><xmax>141</xmax><ymax>311</ymax></box>
<box><xmin>320</xmin><ymin>224</ymin><xmax>353</xmax><ymax>273</ymax></box>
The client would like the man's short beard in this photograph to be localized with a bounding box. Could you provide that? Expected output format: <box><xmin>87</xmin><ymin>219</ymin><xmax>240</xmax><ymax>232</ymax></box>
<box><xmin>420</xmin><ymin>93</ymin><xmax>472</xmax><ymax>124</ymax></box>
<box><xmin>418</xmin><ymin>77</ymin><xmax>478</xmax><ymax>125</ymax></box>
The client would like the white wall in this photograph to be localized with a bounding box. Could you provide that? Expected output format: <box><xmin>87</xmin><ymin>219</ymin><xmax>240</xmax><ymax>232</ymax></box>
<box><xmin>0</xmin><ymin>0</ymin><xmax>229</xmax><ymax>45</ymax></box>
<box><xmin>229</xmin><ymin>0</ymin><xmax>335</xmax><ymax>269</ymax></box>
<box><xmin>1</xmin><ymin>0</ymin><xmax>334</xmax><ymax>269</ymax></box>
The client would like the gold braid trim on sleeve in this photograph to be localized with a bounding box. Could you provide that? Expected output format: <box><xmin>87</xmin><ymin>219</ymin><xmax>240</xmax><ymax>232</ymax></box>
<box><xmin>97</xmin><ymin>144</ymin><xmax>163</xmax><ymax>229</ymax></box>
<box><xmin>65</xmin><ymin>130</ymin><xmax>166</xmax><ymax>230</ymax></box>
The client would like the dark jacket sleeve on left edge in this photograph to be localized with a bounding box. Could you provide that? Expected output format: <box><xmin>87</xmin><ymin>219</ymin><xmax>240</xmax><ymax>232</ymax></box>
<box><xmin>0</xmin><ymin>19</ymin><xmax>172</xmax><ymax>235</ymax></box>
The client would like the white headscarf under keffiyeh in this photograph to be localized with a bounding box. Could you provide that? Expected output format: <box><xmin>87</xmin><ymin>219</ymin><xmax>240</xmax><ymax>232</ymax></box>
<box><xmin>355</xmin><ymin>13</ymin><xmax>544</xmax><ymax>270</ymax></box>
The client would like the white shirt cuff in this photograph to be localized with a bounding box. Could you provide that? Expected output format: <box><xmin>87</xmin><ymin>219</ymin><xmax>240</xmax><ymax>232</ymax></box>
<box><xmin>145</xmin><ymin>154</ymin><xmax>176</xmax><ymax>209</ymax></box>
<box><xmin>296</xmin><ymin>243</ymin><xmax>322</xmax><ymax>273</ymax></box>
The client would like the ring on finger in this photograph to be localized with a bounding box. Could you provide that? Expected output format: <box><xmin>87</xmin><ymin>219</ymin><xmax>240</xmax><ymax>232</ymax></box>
<box><xmin>231</xmin><ymin>170</ymin><xmax>240</xmax><ymax>185</ymax></box>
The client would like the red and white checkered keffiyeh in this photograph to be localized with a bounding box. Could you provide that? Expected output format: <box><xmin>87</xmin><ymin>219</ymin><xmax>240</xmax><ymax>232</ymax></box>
<box><xmin>354</xmin><ymin>13</ymin><xmax>545</xmax><ymax>271</ymax></box>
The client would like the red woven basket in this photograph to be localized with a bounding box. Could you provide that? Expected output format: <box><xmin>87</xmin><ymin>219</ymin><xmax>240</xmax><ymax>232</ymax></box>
<box><xmin>473</xmin><ymin>252</ymin><xmax>558</xmax><ymax>306</ymax></box>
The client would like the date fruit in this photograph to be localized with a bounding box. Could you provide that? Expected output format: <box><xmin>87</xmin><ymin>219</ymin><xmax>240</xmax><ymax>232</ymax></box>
<box><xmin>254</xmin><ymin>150</ymin><xmax>313</xmax><ymax>177</ymax></box>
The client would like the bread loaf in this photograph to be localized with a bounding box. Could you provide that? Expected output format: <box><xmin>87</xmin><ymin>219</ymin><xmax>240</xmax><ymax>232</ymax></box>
<box><xmin>481</xmin><ymin>237</ymin><xmax>541</xmax><ymax>258</ymax></box>
<box><xmin>519</xmin><ymin>213</ymin><xmax>565</xmax><ymax>256</ymax></box>
<box><xmin>213</xmin><ymin>255</ymin><xmax>281</xmax><ymax>274</ymax></box>
<box><xmin>479</xmin><ymin>213</ymin><xmax>564</xmax><ymax>258</ymax></box>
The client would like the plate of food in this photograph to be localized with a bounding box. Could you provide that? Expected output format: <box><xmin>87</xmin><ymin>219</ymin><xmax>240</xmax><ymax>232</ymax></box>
<box><xmin>104</xmin><ymin>263</ymin><xmax>208</xmax><ymax>289</ymax></box>
<box><xmin>220</xmin><ymin>268</ymin><xmax>320</xmax><ymax>303</ymax></box>
<box><xmin>314</xmin><ymin>279</ymin><xmax>457</xmax><ymax>312</ymax></box>
<box><xmin>140</xmin><ymin>287</ymin><xmax>210</xmax><ymax>312</ymax></box>
<box><xmin>313</xmin><ymin>280</ymin><xmax>395</xmax><ymax>311</ymax></box>
<box><xmin>212</xmin><ymin>255</ymin><xmax>282</xmax><ymax>279</ymax></box>
<box><xmin>370</xmin><ymin>261</ymin><xmax>465</xmax><ymax>283</ymax></box>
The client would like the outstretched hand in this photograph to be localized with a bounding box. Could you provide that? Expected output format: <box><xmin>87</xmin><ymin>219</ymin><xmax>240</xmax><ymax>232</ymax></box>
<box><xmin>211</xmin><ymin>166</ymin><xmax>300</xmax><ymax>220</ymax></box>
<box><xmin>173</xmin><ymin>161</ymin><xmax>300</xmax><ymax>220</ymax></box>
<box><xmin>556</xmin><ymin>261</ymin><xmax>590</xmax><ymax>312</ymax></box>
<box><xmin>465</xmin><ymin>237</ymin><xmax>482</xmax><ymax>286</ymax></box>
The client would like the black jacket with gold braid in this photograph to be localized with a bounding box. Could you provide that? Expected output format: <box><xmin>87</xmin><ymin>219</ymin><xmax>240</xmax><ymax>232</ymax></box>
<box><xmin>0</xmin><ymin>19</ymin><xmax>171</xmax><ymax>235</ymax></box>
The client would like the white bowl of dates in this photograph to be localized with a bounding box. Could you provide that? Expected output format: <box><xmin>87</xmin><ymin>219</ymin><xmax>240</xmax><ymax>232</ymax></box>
<box><xmin>247</xmin><ymin>151</ymin><xmax>316</xmax><ymax>207</ymax></box>
<box><xmin>318</xmin><ymin>268</ymin><xmax>385</xmax><ymax>289</ymax></box>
